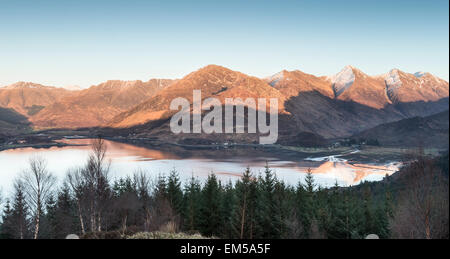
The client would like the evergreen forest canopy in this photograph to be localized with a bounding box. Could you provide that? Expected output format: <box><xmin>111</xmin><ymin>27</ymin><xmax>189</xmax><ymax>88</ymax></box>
<box><xmin>0</xmin><ymin>138</ymin><xmax>448</xmax><ymax>239</ymax></box>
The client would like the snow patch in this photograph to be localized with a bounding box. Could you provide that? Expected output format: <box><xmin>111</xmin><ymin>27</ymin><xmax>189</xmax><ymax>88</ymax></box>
<box><xmin>385</xmin><ymin>69</ymin><xmax>402</xmax><ymax>92</ymax></box>
<box><xmin>266</xmin><ymin>71</ymin><xmax>284</xmax><ymax>86</ymax></box>
<box><xmin>414</xmin><ymin>71</ymin><xmax>426</xmax><ymax>78</ymax></box>
<box><xmin>329</xmin><ymin>65</ymin><xmax>355</xmax><ymax>97</ymax></box>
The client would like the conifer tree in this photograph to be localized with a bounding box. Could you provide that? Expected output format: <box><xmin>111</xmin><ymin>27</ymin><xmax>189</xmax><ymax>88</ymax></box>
<box><xmin>166</xmin><ymin>169</ymin><xmax>184</xmax><ymax>216</ymax></box>
<box><xmin>233</xmin><ymin>167</ymin><xmax>258</xmax><ymax>239</ymax></box>
<box><xmin>42</xmin><ymin>194</ymin><xmax>57</xmax><ymax>238</ymax></box>
<box><xmin>0</xmin><ymin>200</ymin><xmax>12</xmax><ymax>239</ymax></box>
<box><xmin>220</xmin><ymin>180</ymin><xmax>236</xmax><ymax>238</ymax></box>
<box><xmin>296</xmin><ymin>168</ymin><xmax>317</xmax><ymax>238</ymax></box>
<box><xmin>2</xmin><ymin>181</ymin><xmax>31</xmax><ymax>239</ymax></box>
<box><xmin>362</xmin><ymin>186</ymin><xmax>375</xmax><ymax>236</ymax></box>
<box><xmin>273</xmin><ymin>180</ymin><xmax>289</xmax><ymax>238</ymax></box>
<box><xmin>256</xmin><ymin>165</ymin><xmax>281</xmax><ymax>238</ymax></box>
<box><xmin>199</xmin><ymin>174</ymin><xmax>222</xmax><ymax>237</ymax></box>
<box><xmin>183</xmin><ymin>175</ymin><xmax>202</xmax><ymax>232</ymax></box>
<box><xmin>53</xmin><ymin>184</ymin><xmax>79</xmax><ymax>238</ymax></box>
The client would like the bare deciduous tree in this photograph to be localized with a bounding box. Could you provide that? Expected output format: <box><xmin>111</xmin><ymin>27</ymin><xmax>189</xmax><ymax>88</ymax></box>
<box><xmin>84</xmin><ymin>137</ymin><xmax>111</xmax><ymax>232</ymax></box>
<box><xmin>392</xmin><ymin>150</ymin><xmax>449</xmax><ymax>239</ymax></box>
<box><xmin>65</xmin><ymin>137</ymin><xmax>112</xmax><ymax>235</ymax></box>
<box><xmin>133</xmin><ymin>169</ymin><xmax>152</xmax><ymax>231</ymax></box>
<box><xmin>66</xmin><ymin>167</ymin><xmax>86</xmax><ymax>235</ymax></box>
<box><xmin>22</xmin><ymin>155</ymin><xmax>56</xmax><ymax>239</ymax></box>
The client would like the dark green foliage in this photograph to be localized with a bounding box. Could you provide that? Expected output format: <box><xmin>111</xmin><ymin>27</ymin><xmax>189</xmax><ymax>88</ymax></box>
<box><xmin>183</xmin><ymin>176</ymin><xmax>202</xmax><ymax>232</ymax></box>
<box><xmin>233</xmin><ymin>167</ymin><xmax>258</xmax><ymax>239</ymax></box>
<box><xmin>1</xmin><ymin>152</ymin><xmax>448</xmax><ymax>239</ymax></box>
<box><xmin>220</xmin><ymin>180</ymin><xmax>236</xmax><ymax>238</ymax></box>
<box><xmin>1</xmin><ymin>182</ymin><xmax>31</xmax><ymax>239</ymax></box>
<box><xmin>166</xmin><ymin>169</ymin><xmax>184</xmax><ymax>216</ymax></box>
<box><xmin>199</xmin><ymin>174</ymin><xmax>222</xmax><ymax>237</ymax></box>
<box><xmin>255</xmin><ymin>165</ymin><xmax>283</xmax><ymax>238</ymax></box>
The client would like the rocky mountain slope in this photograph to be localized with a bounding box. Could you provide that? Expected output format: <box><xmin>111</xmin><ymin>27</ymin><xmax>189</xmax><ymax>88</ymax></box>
<box><xmin>109</xmin><ymin>65</ymin><xmax>285</xmax><ymax>128</ymax></box>
<box><xmin>0</xmin><ymin>82</ymin><xmax>76</xmax><ymax>117</ymax></box>
<box><xmin>107</xmin><ymin>65</ymin><xmax>448</xmax><ymax>142</ymax></box>
<box><xmin>30</xmin><ymin>79</ymin><xmax>174</xmax><ymax>128</ymax></box>
<box><xmin>1</xmin><ymin>65</ymin><xmax>448</xmax><ymax>145</ymax></box>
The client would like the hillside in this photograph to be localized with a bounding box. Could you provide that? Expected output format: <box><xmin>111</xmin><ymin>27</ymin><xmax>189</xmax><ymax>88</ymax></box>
<box><xmin>109</xmin><ymin>65</ymin><xmax>286</xmax><ymax>127</ymax></box>
<box><xmin>0</xmin><ymin>107</ymin><xmax>30</xmax><ymax>136</ymax></box>
<box><xmin>382</xmin><ymin>69</ymin><xmax>449</xmax><ymax>104</ymax></box>
<box><xmin>353</xmin><ymin>110</ymin><xmax>449</xmax><ymax>148</ymax></box>
<box><xmin>2</xmin><ymin>65</ymin><xmax>448</xmax><ymax>145</ymax></box>
<box><xmin>30</xmin><ymin>79</ymin><xmax>174</xmax><ymax>128</ymax></box>
<box><xmin>107</xmin><ymin>65</ymin><xmax>449</xmax><ymax>143</ymax></box>
<box><xmin>326</xmin><ymin>65</ymin><xmax>390</xmax><ymax>109</ymax></box>
<box><xmin>0</xmin><ymin>82</ymin><xmax>75</xmax><ymax>117</ymax></box>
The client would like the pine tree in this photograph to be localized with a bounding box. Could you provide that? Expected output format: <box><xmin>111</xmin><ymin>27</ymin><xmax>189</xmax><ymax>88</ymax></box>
<box><xmin>53</xmin><ymin>184</ymin><xmax>79</xmax><ymax>238</ymax></box>
<box><xmin>183</xmin><ymin>175</ymin><xmax>202</xmax><ymax>232</ymax></box>
<box><xmin>362</xmin><ymin>186</ymin><xmax>375</xmax><ymax>236</ymax></box>
<box><xmin>220</xmin><ymin>180</ymin><xmax>236</xmax><ymax>238</ymax></box>
<box><xmin>273</xmin><ymin>180</ymin><xmax>289</xmax><ymax>238</ymax></box>
<box><xmin>373</xmin><ymin>204</ymin><xmax>390</xmax><ymax>238</ymax></box>
<box><xmin>305</xmin><ymin>168</ymin><xmax>316</xmax><ymax>193</ymax></box>
<box><xmin>0</xmin><ymin>200</ymin><xmax>12</xmax><ymax>239</ymax></box>
<box><xmin>3</xmin><ymin>181</ymin><xmax>31</xmax><ymax>239</ymax></box>
<box><xmin>199</xmin><ymin>174</ymin><xmax>222</xmax><ymax>237</ymax></box>
<box><xmin>154</xmin><ymin>174</ymin><xmax>167</xmax><ymax>200</ymax></box>
<box><xmin>256</xmin><ymin>165</ymin><xmax>281</xmax><ymax>238</ymax></box>
<box><xmin>295</xmin><ymin>168</ymin><xmax>317</xmax><ymax>238</ymax></box>
<box><xmin>166</xmin><ymin>169</ymin><xmax>183</xmax><ymax>216</ymax></box>
<box><xmin>112</xmin><ymin>177</ymin><xmax>136</xmax><ymax>197</ymax></box>
<box><xmin>233</xmin><ymin>167</ymin><xmax>258</xmax><ymax>239</ymax></box>
<box><xmin>42</xmin><ymin>194</ymin><xmax>57</xmax><ymax>238</ymax></box>
<box><xmin>327</xmin><ymin>190</ymin><xmax>361</xmax><ymax>239</ymax></box>
<box><xmin>371</xmin><ymin>189</ymin><xmax>394</xmax><ymax>239</ymax></box>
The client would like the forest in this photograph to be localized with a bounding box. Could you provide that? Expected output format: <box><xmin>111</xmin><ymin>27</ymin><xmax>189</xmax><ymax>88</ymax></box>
<box><xmin>0</xmin><ymin>138</ymin><xmax>448</xmax><ymax>239</ymax></box>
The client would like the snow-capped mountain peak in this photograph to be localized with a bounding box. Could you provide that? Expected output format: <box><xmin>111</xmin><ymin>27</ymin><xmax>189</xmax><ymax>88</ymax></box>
<box><xmin>329</xmin><ymin>65</ymin><xmax>355</xmax><ymax>97</ymax></box>
<box><xmin>265</xmin><ymin>71</ymin><xmax>285</xmax><ymax>86</ymax></box>
<box><xmin>385</xmin><ymin>69</ymin><xmax>403</xmax><ymax>92</ymax></box>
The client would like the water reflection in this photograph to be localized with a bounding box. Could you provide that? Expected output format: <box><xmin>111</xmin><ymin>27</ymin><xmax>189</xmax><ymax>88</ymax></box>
<box><xmin>0</xmin><ymin>139</ymin><xmax>399</xmax><ymax>193</ymax></box>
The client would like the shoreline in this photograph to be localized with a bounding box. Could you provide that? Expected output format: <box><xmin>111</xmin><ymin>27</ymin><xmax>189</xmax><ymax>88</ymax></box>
<box><xmin>1</xmin><ymin>132</ymin><xmax>445</xmax><ymax>165</ymax></box>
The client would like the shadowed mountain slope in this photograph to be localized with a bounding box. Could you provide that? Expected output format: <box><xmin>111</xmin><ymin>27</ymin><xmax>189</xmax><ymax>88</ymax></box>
<box><xmin>0</xmin><ymin>107</ymin><xmax>30</xmax><ymax>135</ymax></box>
<box><xmin>107</xmin><ymin>65</ymin><xmax>448</xmax><ymax>143</ymax></box>
<box><xmin>353</xmin><ymin>110</ymin><xmax>449</xmax><ymax>148</ymax></box>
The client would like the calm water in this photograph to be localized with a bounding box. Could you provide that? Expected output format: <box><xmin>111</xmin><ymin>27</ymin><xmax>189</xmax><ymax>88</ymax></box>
<box><xmin>0</xmin><ymin>139</ymin><xmax>400</xmax><ymax>194</ymax></box>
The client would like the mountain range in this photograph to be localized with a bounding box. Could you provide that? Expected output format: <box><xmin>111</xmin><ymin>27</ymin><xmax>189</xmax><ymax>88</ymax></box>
<box><xmin>0</xmin><ymin>65</ymin><xmax>448</xmax><ymax>146</ymax></box>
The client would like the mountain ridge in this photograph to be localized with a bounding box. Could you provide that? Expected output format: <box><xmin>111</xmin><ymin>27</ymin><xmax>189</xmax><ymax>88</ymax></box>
<box><xmin>105</xmin><ymin>65</ymin><xmax>448</xmax><ymax>142</ymax></box>
<box><xmin>1</xmin><ymin>65</ymin><xmax>448</xmax><ymax>144</ymax></box>
<box><xmin>29</xmin><ymin>78</ymin><xmax>174</xmax><ymax>128</ymax></box>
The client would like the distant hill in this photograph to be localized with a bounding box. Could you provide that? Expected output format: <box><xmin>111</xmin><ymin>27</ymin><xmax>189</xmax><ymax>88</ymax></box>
<box><xmin>0</xmin><ymin>82</ymin><xmax>75</xmax><ymax>116</ymax></box>
<box><xmin>353</xmin><ymin>110</ymin><xmax>449</xmax><ymax>148</ymax></box>
<box><xmin>30</xmin><ymin>79</ymin><xmax>174</xmax><ymax>128</ymax></box>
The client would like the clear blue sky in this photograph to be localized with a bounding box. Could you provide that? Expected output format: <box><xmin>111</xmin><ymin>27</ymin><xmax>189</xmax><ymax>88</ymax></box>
<box><xmin>0</xmin><ymin>0</ymin><xmax>448</xmax><ymax>88</ymax></box>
